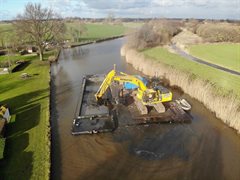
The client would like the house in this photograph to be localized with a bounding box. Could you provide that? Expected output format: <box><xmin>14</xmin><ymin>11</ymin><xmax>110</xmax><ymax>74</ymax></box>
<box><xmin>26</xmin><ymin>46</ymin><xmax>37</xmax><ymax>54</ymax></box>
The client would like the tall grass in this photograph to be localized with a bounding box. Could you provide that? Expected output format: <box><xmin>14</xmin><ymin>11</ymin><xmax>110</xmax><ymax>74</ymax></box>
<box><xmin>121</xmin><ymin>45</ymin><xmax>240</xmax><ymax>133</ymax></box>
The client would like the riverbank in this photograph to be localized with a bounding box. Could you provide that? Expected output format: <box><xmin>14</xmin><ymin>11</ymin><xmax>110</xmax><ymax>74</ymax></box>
<box><xmin>65</xmin><ymin>35</ymin><xmax>125</xmax><ymax>48</ymax></box>
<box><xmin>0</xmin><ymin>56</ymin><xmax>51</xmax><ymax>179</ymax></box>
<box><xmin>121</xmin><ymin>45</ymin><xmax>240</xmax><ymax>133</ymax></box>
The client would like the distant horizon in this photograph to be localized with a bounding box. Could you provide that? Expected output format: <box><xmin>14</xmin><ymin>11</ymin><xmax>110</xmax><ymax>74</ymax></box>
<box><xmin>0</xmin><ymin>17</ymin><xmax>239</xmax><ymax>23</ymax></box>
<box><xmin>0</xmin><ymin>0</ymin><xmax>239</xmax><ymax>21</ymax></box>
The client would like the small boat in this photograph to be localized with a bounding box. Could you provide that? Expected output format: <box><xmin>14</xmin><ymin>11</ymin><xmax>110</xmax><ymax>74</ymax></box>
<box><xmin>176</xmin><ymin>98</ymin><xmax>191</xmax><ymax>111</ymax></box>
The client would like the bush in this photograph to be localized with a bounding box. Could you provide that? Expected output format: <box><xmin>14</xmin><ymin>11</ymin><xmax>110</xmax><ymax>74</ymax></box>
<box><xmin>48</xmin><ymin>55</ymin><xmax>56</xmax><ymax>62</ymax></box>
<box><xmin>196</xmin><ymin>23</ymin><xmax>240</xmax><ymax>42</ymax></box>
<box><xmin>0</xmin><ymin>138</ymin><xmax>6</xmax><ymax>159</ymax></box>
<box><xmin>127</xmin><ymin>24</ymin><xmax>160</xmax><ymax>50</ymax></box>
<box><xmin>127</xmin><ymin>20</ymin><xmax>182</xmax><ymax>50</ymax></box>
<box><xmin>0</xmin><ymin>60</ymin><xmax>14</xmax><ymax>68</ymax></box>
<box><xmin>185</xmin><ymin>19</ymin><xmax>202</xmax><ymax>33</ymax></box>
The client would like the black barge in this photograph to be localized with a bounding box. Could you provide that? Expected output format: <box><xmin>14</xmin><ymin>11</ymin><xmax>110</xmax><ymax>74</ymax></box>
<box><xmin>72</xmin><ymin>75</ymin><xmax>117</xmax><ymax>135</ymax></box>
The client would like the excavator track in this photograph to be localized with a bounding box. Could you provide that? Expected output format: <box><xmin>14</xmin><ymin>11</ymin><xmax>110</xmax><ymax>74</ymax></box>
<box><xmin>152</xmin><ymin>102</ymin><xmax>166</xmax><ymax>113</ymax></box>
<box><xmin>133</xmin><ymin>96</ymin><xmax>148</xmax><ymax>115</ymax></box>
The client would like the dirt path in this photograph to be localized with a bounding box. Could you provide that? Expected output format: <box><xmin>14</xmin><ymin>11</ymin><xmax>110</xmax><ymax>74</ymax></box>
<box><xmin>170</xmin><ymin>44</ymin><xmax>240</xmax><ymax>76</ymax></box>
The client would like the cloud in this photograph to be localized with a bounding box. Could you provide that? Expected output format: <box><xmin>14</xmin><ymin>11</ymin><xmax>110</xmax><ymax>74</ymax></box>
<box><xmin>1</xmin><ymin>0</ymin><xmax>239</xmax><ymax>20</ymax></box>
<box><xmin>78</xmin><ymin>0</ymin><xmax>239</xmax><ymax>19</ymax></box>
<box><xmin>82</xmin><ymin>0</ymin><xmax>150</xmax><ymax>10</ymax></box>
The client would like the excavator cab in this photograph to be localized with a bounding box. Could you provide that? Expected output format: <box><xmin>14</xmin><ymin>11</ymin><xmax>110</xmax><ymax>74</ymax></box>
<box><xmin>140</xmin><ymin>89</ymin><xmax>160</xmax><ymax>105</ymax></box>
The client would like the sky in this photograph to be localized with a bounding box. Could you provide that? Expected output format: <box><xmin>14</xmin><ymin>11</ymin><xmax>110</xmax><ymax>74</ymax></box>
<box><xmin>0</xmin><ymin>0</ymin><xmax>239</xmax><ymax>20</ymax></box>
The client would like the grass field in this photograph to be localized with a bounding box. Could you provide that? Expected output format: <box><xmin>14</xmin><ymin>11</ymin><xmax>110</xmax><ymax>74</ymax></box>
<box><xmin>66</xmin><ymin>22</ymin><xmax>127</xmax><ymax>42</ymax></box>
<box><xmin>0</xmin><ymin>54</ymin><xmax>35</xmax><ymax>62</ymax></box>
<box><xmin>0</xmin><ymin>54</ymin><xmax>37</xmax><ymax>69</ymax></box>
<box><xmin>0</xmin><ymin>21</ymin><xmax>132</xmax><ymax>179</ymax></box>
<box><xmin>0</xmin><ymin>23</ymin><xmax>14</xmax><ymax>47</ymax></box>
<box><xmin>143</xmin><ymin>47</ymin><xmax>240</xmax><ymax>97</ymax></box>
<box><xmin>0</xmin><ymin>23</ymin><xmax>12</xmax><ymax>30</ymax></box>
<box><xmin>188</xmin><ymin>44</ymin><xmax>240</xmax><ymax>72</ymax></box>
<box><xmin>0</xmin><ymin>22</ymin><xmax>128</xmax><ymax>47</ymax></box>
<box><xmin>0</xmin><ymin>55</ymin><xmax>51</xmax><ymax>179</ymax></box>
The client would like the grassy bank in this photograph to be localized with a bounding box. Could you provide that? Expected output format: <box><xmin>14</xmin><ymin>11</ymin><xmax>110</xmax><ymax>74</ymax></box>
<box><xmin>0</xmin><ymin>55</ymin><xmax>51</xmax><ymax>179</ymax></box>
<box><xmin>143</xmin><ymin>47</ymin><xmax>240</xmax><ymax>97</ymax></box>
<box><xmin>0</xmin><ymin>54</ymin><xmax>37</xmax><ymax>62</ymax></box>
<box><xmin>0</xmin><ymin>23</ymin><xmax>14</xmax><ymax>47</ymax></box>
<box><xmin>0</xmin><ymin>22</ymin><xmax>128</xmax><ymax>47</ymax></box>
<box><xmin>0</xmin><ymin>22</ymin><xmax>132</xmax><ymax>179</ymax></box>
<box><xmin>66</xmin><ymin>23</ymin><xmax>127</xmax><ymax>42</ymax></box>
<box><xmin>188</xmin><ymin>44</ymin><xmax>240</xmax><ymax>72</ymax></box>
<box><xmin>121</xmin><ymin>45</ymin><xmax>240</xmax><ymax>133</ymax></box>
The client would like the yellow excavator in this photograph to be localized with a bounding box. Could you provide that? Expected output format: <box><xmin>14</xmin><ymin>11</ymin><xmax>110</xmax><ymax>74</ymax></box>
<box><xmin>95</xmin><ymin>65</ymin><xmax>172</xmax><ymax>114</ymax></box>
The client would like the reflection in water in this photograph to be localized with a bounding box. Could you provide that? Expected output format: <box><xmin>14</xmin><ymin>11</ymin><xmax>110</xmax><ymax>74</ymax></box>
<box><xmin>51</xmin><ymin>38</ymin><xmax>240</xmax><ymax>180</ymax></box>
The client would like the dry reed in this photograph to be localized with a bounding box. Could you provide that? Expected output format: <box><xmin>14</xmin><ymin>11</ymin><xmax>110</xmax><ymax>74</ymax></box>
<box><xmin>121</xmin><ymin>45</ymin><xmax>240</xmax><ymax>133</ymax></box>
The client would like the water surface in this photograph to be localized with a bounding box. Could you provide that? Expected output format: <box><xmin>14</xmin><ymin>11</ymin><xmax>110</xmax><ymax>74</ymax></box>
<box><xmin>51</xmin><ymin>38</ymin><xmax>240</xmax><ymax>180</ymax></box>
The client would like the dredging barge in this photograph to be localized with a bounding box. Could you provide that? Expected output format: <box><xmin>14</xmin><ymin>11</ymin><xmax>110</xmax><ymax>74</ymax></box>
<box><xmin>72</xmin><ymin>75</ymin><xmax>117</xmax><ymax>135</ymax></box>
<box><xmin>72</xmin><ymin>67</ymin><xmax>191</xmax><ymax>135</ymax></box>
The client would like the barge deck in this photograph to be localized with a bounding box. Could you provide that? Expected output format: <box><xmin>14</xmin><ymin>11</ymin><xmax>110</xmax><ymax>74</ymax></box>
<box><xmin>72</xmin><ymin>74</ymin><xmax>191</xmax><ymax>135</ymax></box>
<box><xmin>72</xmin><ymin>75</ymin><xmax>117</xmax><ymax>135</ymax></box>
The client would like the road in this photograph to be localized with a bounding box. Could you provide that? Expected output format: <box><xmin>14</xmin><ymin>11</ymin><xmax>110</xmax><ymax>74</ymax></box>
<box><xmin>170</xmin><ymin>44</ymin><xmax>240</xmax><ymax>76</ymax></box>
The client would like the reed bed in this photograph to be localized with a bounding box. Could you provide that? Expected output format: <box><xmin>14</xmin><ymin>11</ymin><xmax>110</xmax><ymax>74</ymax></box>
<box><xmin>121</xmin><ymin>45</ymin><xmax>240</xmax><ymax>133</ymax></box>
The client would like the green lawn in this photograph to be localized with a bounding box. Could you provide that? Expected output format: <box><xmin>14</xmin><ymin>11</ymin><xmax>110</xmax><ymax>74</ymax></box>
<box><xmin>0</xmin><ymin>23</ymin><xmax>12</xmax><ymax>31</ymax></box>
<box><xmin>0</xmin><ymin>54</ymin><xmax>35</xmax><ymax>61</ymax></box>
<box><xmin>83</xmin><ymin>23</ymin><xmax>126</xmax><ymax>40</ymax></box>
<box><xmin>143</xmin><ymin>47</ymin><xmax>240</xmax><ymax>97</ymax></box>
<box><xmin>0</xmin><ymin>23</ymin><xmax>14</xmax><ymax>47</ymax></box>
<box><xmin>0</xmin><ymin>22</ymin><xmax>131</xmax><ymax>47</ymax></box>
<box><xmin>188</xmin><ymin>44</ymin><xmax>240</xmax><ymax>72</ymax></box>
<box><xmin>0</xmin><ymin>55</ymin><xmax>50</xmax><ymax>179</ymax></box>
<box><xmin>66</xmin><ymin>22</ymin><xmax>127</xmax><ymax>42</ymax></box>
<box><xmin>0</xmin><ymin>22</ymin><xmax>130</xmax><ymax>179</ymax></box>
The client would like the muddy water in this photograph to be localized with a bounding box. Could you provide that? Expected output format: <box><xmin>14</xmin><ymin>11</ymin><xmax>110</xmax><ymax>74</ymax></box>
<box><xmin>51</xmin><ymin>38</ymin><xmax>240</xmax><ymax>180</ymax></box>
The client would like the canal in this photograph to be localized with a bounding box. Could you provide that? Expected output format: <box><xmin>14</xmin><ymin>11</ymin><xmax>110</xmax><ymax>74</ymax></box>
<box><xmin>51</xmin><ymin>38</ymin><xmax>240</xmax><ymax>180</ymax></box>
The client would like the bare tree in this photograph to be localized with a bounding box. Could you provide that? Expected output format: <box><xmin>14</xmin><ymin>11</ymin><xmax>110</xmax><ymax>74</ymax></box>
<box><xmin>127</xmin><ymin>20</ymin><xmax>182</xmax><ymax>50</ymax></box>
<box><xmin>69</xmin><ymin>22</ymin><xmax>87</xmax><ymax>42</ymax></box>
<box><xmin>104</xmin><ymin>12</ymin><xmax>115</xmax><ymax>24</ymax></box>
<box><xmin>13</xmin><ymin>3</ymin><xmax>66</xmax><ymax>61</ymax></box>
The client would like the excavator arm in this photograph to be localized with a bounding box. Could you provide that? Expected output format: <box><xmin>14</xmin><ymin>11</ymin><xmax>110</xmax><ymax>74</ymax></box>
<box><xmin>95</xmin><ymin>66</ymin><xmax>172</xmax><ymax>113</ymax></box>
<box><xmin>95</xmin><ymin>69</ymin><xmax>116</xmax><ymax>101</ymax></box>
<box><xmin>95</xmin><ymin>68</ymin><xmax>148</xmax><ymax>101</ymax></box>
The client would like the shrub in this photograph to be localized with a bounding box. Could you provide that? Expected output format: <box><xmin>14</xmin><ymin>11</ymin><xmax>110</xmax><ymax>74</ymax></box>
<box><xmin>127</xmin><ymin>23</ymin><xmax>160</xmax><ymax>50</ymax></box>
<box><xmin>0</xmin><ymin>60</ymin><xmax>14</xmax><ymax>68</ymax></box>
<box><xmin>185</xmin><ymin>19</ymin><xmax>202</xmax><ymax>33</ymax></box>
<box><xmin>48</xmin><ymin>55</ymin><xmax>56</xmax><ymax>62</ymax></box>
<box><xmin>196</xmin><ymin>23</ymin><xmax>240</xmax><ymax>42</ymax></box>
<box><xmin>127</xmin><ymin>20</ymin><xmax>182</xmax><ymax>50</ymax></box>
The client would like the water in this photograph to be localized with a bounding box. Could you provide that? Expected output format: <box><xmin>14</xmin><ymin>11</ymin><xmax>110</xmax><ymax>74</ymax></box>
<box><xmin>51</xmin><ymin>38</ymin><xmax>240</xmax><ymax>180</ymax></box>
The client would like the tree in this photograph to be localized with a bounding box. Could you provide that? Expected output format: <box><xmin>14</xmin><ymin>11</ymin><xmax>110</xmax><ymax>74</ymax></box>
<box><xmin>105</xmin><ymin>12</ymin><xmax>115</xmax><ymax>24</ymax></box>
<box><xmin>13</xmin><ymin>3</ymin><xmax>66</xmax><ymax>61</ymax></box>
<box><xmin>69</xmin><ymin>22</ymin><xmax>87</xmax><ymax>42</ymax></box>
